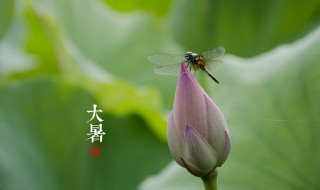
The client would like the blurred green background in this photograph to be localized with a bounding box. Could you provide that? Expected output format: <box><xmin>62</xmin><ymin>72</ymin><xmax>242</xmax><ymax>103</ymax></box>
<box><xmin>0</xmin><ymin>0</ymin><xmax>320</xmax><ymax>190</ymax></box>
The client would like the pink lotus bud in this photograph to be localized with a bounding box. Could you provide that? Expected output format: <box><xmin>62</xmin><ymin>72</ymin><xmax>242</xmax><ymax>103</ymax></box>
<box><xmin>168</xmin><ymin>62</ymin><xmax>231</xmax><ymax>177</ymax></box>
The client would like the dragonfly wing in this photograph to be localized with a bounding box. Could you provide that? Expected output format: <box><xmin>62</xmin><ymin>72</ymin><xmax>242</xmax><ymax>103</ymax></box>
<box><xmin>201</xmin><ymin>46</ymin><xmax>225</xmax><ymax>60</ymax></box>
<box><xmin>148</xmin><ymin>53</ymin><xmax>185</xmax><ymax>65</ymax></box>
<box><xmin>154</xmin><ymin>64</ymin><xmax>180</xmax><ymax>76</ymax></box>
<box><xmin>201</xmin><ymin>46</ymin><xmax>225</xmax><ymax>72</ymax></box>
<box><xmin>203</xmin><ymin>60</ymin><xmax>223</xmax><ymax>72</ymax></box>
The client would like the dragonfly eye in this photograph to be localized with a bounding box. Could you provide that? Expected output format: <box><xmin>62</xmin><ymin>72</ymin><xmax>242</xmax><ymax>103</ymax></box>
<box><xmin>185</xmin><ymin>52</ymin><xmax>192</xmax><ymax>59</ymax></box>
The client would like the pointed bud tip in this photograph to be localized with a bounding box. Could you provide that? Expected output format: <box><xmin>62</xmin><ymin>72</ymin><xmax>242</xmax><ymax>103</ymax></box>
<box><xmin>179</xmin><ymin>61</ymin><xmax>193</xmax><ymax>78</ymax></box>
<box><xmin>180</xmin><ymin>61</ymin><xmax>187</xmax><ymax>74</ymax></box>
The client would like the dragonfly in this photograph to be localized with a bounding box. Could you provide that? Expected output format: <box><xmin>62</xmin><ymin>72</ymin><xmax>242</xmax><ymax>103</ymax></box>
<box><xmin>148</xmin><ymin>46</ymin><xmax>225</xmax><ymax>84</ymax></box>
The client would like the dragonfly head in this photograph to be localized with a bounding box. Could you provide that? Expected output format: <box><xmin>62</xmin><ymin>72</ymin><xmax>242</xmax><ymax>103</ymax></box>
<box><xmin>185</xmin><ymin>52</ymin><xmax>199</xmax><ymax>64</ymax></box>
<box><xmin>185</xmin><ymin>52</ymin><xmax>192</xmax><ymax>58</ymax></box>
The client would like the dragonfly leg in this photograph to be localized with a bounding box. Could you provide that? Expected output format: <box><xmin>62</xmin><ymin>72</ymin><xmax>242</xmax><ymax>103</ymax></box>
<box><xmin>192</xmin><ymin>64</ymin><xmax>197</xmax><ymax>76</ymax></box>
<box><xmin>185</xmin><ymin>61</ymin><xmax>192</xmax><ymax>71</ymax></box>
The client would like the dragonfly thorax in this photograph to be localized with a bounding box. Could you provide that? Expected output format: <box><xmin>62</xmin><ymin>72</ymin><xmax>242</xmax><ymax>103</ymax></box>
<box><xmin>184</xmin><ymin>52</ymin><xmax>203</xmax><ymax>66</ymax></box>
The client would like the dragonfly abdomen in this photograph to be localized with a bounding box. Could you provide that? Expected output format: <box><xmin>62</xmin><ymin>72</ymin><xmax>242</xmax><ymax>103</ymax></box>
<box><xmin>202</xmin><ymin>67</ymin><xmax>220</xmax><ymax>84</ymax></box>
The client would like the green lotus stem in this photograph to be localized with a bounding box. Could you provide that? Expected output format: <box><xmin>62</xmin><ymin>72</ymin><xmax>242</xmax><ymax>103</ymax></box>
<box><xmin>201</xmin><ymin>169</ymin><xmax>218</xmax><ymax>190</ymax></box>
